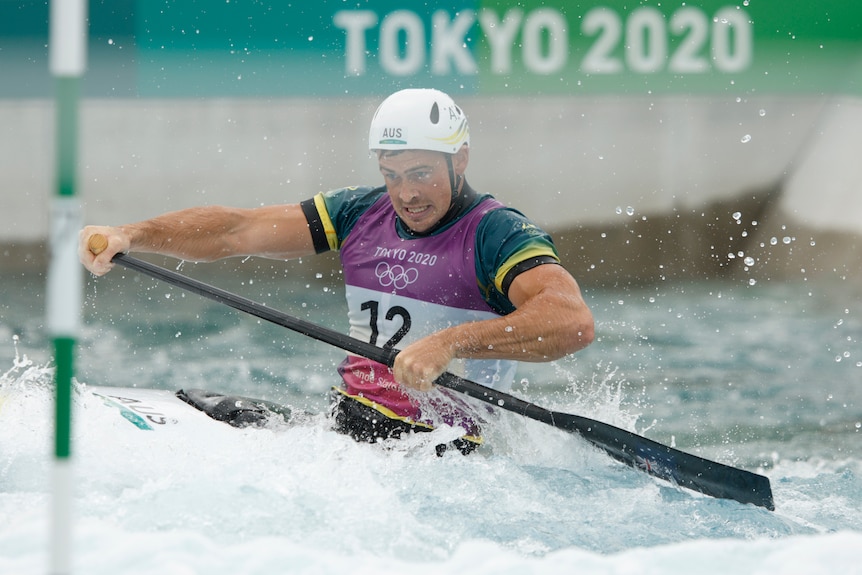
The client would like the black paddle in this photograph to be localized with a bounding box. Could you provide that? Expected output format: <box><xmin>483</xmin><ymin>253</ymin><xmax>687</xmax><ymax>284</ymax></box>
<box><xmin>87</xmin><ymin>238</ymin><xmax>775</xmax><ymax>510</ymax></box>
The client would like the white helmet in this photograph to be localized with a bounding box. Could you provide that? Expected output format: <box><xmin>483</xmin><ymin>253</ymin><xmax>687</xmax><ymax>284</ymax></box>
<box><xmin>368</xmin><ymin>88</ymin><xmax>469</xmax><ymax>154</ymax></box>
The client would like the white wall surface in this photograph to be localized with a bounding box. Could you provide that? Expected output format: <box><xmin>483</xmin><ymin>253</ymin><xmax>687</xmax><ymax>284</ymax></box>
<box><xmin>1</xmin><ymin>95</ymin><xmax>859</xmax><ymax>280</ymax></box>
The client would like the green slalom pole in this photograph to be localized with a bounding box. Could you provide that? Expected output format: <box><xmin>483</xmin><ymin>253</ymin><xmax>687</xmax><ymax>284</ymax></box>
<box><xmin>47</xmin><ymin>1</ymin><xmax>87</xmax><ymax>573</ymax></box>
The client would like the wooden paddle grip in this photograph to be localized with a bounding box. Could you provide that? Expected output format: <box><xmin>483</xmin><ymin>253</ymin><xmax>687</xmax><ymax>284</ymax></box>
<box><xmin>88</xmin><ymin>233</ymin><xmax>109</xmax><ymax>255</ymax></box>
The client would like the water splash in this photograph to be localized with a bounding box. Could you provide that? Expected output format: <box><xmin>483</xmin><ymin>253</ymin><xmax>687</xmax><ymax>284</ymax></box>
<box><xmin>1</xmin><ymin>336</ymin><xmax>54</xmax><ymax>391</ymax></box>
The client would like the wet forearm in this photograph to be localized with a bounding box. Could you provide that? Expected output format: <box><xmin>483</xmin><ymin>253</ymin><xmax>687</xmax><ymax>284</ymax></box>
<box><xmin>122</xmin><ymin>206</ymin><xmax>246</xmax><ymax>262</ymax></box>
<box><xmin>448</xmin><ymin>290</ymin><xmax>594</xmax><ymax>363</ymax></box>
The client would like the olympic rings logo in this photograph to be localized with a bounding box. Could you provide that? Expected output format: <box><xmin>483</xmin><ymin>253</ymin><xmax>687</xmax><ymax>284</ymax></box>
<box><xmin>375</xmin><ymin>262</ymin><xmax>419</xmax><ymax>289</ymax></box>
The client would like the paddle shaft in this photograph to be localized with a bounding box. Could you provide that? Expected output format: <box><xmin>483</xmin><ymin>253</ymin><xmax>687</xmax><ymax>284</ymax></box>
<box><xmin>87</xmin><ymin>237</ymin><xmax>774</xmax><ymax>509</ymax></box>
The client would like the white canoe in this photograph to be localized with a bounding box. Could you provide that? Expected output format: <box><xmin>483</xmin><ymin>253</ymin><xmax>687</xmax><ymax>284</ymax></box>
<box><xmin>87</xmin><ymin>386</ymin><xmax>293</xmax><ymax>431</ymax></box>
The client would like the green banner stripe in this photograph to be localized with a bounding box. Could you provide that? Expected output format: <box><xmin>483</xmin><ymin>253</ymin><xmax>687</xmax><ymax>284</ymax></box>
<box><xmin>2</xmin><ymin>1</ymin><xmax>861</xmax><ymax>97</ymax></box>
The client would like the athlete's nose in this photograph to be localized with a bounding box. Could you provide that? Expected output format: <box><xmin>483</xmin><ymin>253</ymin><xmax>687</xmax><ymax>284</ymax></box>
<box><xmin>396</xmin><ymin>184</ymin><xmax>420</xmax><ymax>203</ymax></box>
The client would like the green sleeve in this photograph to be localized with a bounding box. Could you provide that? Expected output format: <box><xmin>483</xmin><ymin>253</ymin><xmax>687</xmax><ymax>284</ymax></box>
<box><xmin>475</xmin><ymin>207</ymin><xmax>560</xmax><ymax>315</ymax></box>
<box><xmin>300</xmin><ymin>186</ymin><xmax>385</xmax><ymax>252</ymax></box>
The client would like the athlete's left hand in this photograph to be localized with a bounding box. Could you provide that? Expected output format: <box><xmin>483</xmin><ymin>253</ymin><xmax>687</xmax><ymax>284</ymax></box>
<box><xmin>392</xmin><ymin>333</ymin><xmax>454</xmax><ymax>392</ymax></box>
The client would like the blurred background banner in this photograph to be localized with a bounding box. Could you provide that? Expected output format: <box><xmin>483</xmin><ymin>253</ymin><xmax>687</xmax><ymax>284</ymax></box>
<box><xmin>1</xmin><ymin>1</ymin><xmax>861</xmax><ymax>283</ymax></box>
<box><xmin>3</xmin><ymin>1</ymin><xmax>861</xmax><ymax>97</ymax></box>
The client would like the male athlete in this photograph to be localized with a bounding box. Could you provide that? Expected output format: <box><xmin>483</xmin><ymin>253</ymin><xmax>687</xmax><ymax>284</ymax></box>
<box><xmin>80</xmin><ymin>89</ymin><xmax>594</xmax><ymax>452</ymax></box>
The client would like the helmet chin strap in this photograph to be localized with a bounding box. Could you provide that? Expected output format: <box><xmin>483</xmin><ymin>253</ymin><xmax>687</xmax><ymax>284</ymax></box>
<box><xmin>434</xmin><ymin>152</ymin><xmax>468</xmax><ymax>231</ymax></box>
<box><xmin>445</xmin><ymin>153</ymin><xmax>461</xmax><ymax>199</ymax></box>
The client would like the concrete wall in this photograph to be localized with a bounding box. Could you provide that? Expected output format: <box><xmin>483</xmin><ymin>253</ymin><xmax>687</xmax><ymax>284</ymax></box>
<box><xmin>1</xmin><ymin>95</ymin><xmax>860</xmax><ymax>284</ymax></box>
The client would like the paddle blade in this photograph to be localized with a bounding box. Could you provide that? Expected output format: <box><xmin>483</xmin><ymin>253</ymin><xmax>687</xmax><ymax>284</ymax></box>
<box><xmin>551</xmin><ymin>412</ymin><xmax>775</xmax><ymax>510</ymax></box>
<box><xmin>435</xmin><ymin>372</ymin><xmax>774</xmax><ymax>510</ymax></box>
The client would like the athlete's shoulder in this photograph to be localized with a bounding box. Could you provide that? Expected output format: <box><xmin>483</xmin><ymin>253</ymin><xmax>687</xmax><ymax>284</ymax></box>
<box><xmin>303</xmin><ymin>186</ymin><xmax>387</xmax><ymax>252</ymax></box>
<box><xmin>321</xmin><ymin>184</ymin><xmax>386</xmax><ymax>221</ymax></box>
<box><xmin>476</xmin><ymin>200</ymin><xmax>551</xmax><ymax>240</ymax></box>
<box><xmin>320</xmin><ymin>185</ymin><xmax>384</xmax><ymax>208</ymax></box>
<box><xmin>474</xmin><ymin>200</ymin><xmax>560</xmax><ymax>309</ymax></box>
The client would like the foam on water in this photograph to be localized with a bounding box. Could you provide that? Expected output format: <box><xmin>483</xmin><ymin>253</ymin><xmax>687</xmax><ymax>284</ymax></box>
<box><xmin>1</xmin><ymin>352</ymin><xmax>860</xmax><ymax>575</ymax></box>
<box><xmin>2</xmin><ymin>272</ymin><xmax>861</xmax><ymax>573</ymax></box>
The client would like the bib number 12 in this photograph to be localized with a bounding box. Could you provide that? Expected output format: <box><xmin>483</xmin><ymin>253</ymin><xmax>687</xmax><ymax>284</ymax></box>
<box><xmin>361</xmin><ymin>301</ymin><xmax>412</xmax><ymax>349</ymax></box>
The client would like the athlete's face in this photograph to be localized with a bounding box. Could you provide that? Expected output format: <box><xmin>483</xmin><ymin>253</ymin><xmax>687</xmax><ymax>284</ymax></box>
<box><xmin>378</xmin><ymin>149</ymin><xmax>457</xmax><ymax>234</ymax></box>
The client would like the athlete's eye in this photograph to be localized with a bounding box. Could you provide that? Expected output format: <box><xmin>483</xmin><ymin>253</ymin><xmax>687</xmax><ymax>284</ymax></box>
<box><xmin>407</xmin><ymin>171</ymin><xmax>432</xmax><ymax>183</ymax></box>
<box><xmin>381</xmin><ymin>168</ymin><xmax>433</xmax><ymax>185</ymax></box>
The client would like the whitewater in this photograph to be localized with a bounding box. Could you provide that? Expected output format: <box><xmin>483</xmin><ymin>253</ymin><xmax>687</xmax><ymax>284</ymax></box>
<box><xmin>1</xmin><ymin>265</ymin><xmax>860</xmax><ymax>574</ymax></box>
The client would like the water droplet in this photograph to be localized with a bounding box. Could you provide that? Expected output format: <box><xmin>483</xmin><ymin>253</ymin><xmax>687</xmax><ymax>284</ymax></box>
<box><xmin>740</xmin><ymin>134</ymin><xmax>752</xmax><ymax>143</ymax></box>
<box><xmin>626</xmin><ymin>206</ymin><xmax>635</xmax><ymax>216</ymax></box>
<box><xmin>744</xmin><ymin>256</ymin><xmax>755</xmax><ymax>266</ymax></box>
<box><xmin>783</xmin><ymin>237</ymin><xmax>792</xmax><ymax>244</ymax></box>
<box><xmin>748</xmin><ymin>278</ymin><xmax>757</xmax><ymax>286</ymax></box>
<box><xmin>732</xmin><ymin>211</ymin><xmax>742</xmax><ymax>221</ymax></box>
<box><xmin>759</xmin><ymin>109</ymin><xmax>766</xmax><ymax>117</ymax></box>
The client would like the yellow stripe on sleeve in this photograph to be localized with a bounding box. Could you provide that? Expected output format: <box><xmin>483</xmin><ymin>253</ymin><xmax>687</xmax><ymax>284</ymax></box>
<box><xmin>494</xmin><ymin>245</ymin><xmax>560</xmax><ymax>294</ymax></box>
<box><xmin>312</xmin><ymin>193</ymin><xmax>340</xmax><ymax>251</ymax></box>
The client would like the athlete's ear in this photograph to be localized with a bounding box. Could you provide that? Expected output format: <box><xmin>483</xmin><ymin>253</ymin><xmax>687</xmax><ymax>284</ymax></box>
<box><xmin>452</xmin><ymin>143</ymin><xmax>469</xmax><ymax>176</ymax></box>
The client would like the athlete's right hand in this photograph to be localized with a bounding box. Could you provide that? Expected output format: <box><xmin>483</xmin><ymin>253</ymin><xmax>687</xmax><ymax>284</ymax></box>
<box><xmin>79</xmin><ymin>226</ymin><xmax>130</xmax><ymax>276</ymax></box>
<box><xmin>392</xmin><ymin>331</ymin><xmax>456</xmax><ymax>393</ymax></box>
